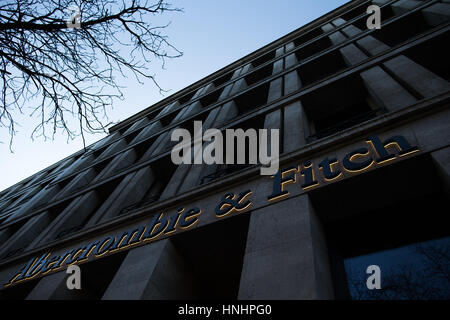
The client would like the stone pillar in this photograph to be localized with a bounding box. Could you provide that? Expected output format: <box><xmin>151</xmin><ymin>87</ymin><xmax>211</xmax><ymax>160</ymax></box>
<box><xmin>129</xmin><ymin>121</ymin><xmax>163</xmax><ymax>145</ymax></box>
<box><xmin>285</xmin><ymin>41</ymin><xmax>295</xmax><ymax>53</ymax></box>
<box><xmin>213</xmin><ymin>101</ymin><xmax>239</xmax><ymax>126</ymax></box>
<box><xmin>263</xmin><ymin>110</ymin><xmax>281</xmax><ymax>153</ymax></box>
<box><xmin>29</xmin><ymin>191</ymin><xmax>100</xmax><ymax>247</ymax></box>
<box><xmin>54</xmin><ymin>153</ymin><xmax>96</xmax><ymax>181</ymax></box>
<box><xmin>86</xmin><ymin>166</ymin><xmax>156</xmax><ymax>226</ymax></box>
<box><xmin>240</xmin><ymin>63</ymin><xmax>253</xmax><ymax>77</ymax></box>
<box><xmin>160</xmin><ymin>104</ymin><xmax>235</xmax><ymax>197</ymax></box>
<box><xmin>90</xmin><ymin>131</ymin><xmax>121</xmax><ymax>151</ymax></box>
<box><xmin>283</xmin><ymin>101</ymin><xmax>308</xmax><ymax>153</ymax></box>
<box><xmin>4</xmin><ymin>184</ymin><xmax>61</xmax><ymax>223</ymax></box>
<box><xmin>4</xmin><ymin>185</ymin><xmax>41</xmax><ymax>213</ymax></box>
<box><xmin>238</xmin><ymin>195</ymin><xmax>334</xmax><ymax>299</ymax></box>
<box><xmin>421</xmin><ymin>2</ymin><xmax>450</xmax><ymax>27</ymax></box>
<box><xmin>267</xmin><ymin>78</ymin><xmax>283</xmax><ymax>102</ymax></box>
<box><xmin>156</xmin><ymin>101</ymin><xmax>180</xmax><ymax>118</ymax></box>
<box><xmin>361</xmin><ymin>66</ymin><xmax>417</xmax><ymax>112</ymax></box>
<box><xmin>50</xmin><ymin>157</ymin><xmax>76</xmax><ymax>178</ymax></box>
<box><xmin>383</xmin><ymin>56</ymin><xmax>450</xmax><ymax>99</ymax></box>
<box><xmin>103</xmin><ymin>239</ymin><xmax>198</xmax><ymax>299</ymax></box>
<box><xmin>273</xmin><ymin>59</ymin><xmax>284</xmax><ymax>75</ymax></box>
<box><xmin>93</xmin><ymin>149</ymin><xmax>137</xmax><ymax>183</ymax></box>
<box><xmin>339</xmin><ymin>19</ymin><xmax>450</xmax><ymax>99</ymax></box>
<box><xmin>284</xmin><ymin>70</ymin><xmax>302</xmax><ymax>95</ymax></box>
<box><xmin>391</xmin><ymin>0</ymin><xmax>422</xmax><ymax>15</ymax></box>
<box><xmin>273</xmin><ymin>47</ymin><xmax>285</xmax><ymax>75</ymax></box>
<box><xmin>53</xmin><ymin>168</ymin><xmax>97</xmax><ymax>201</ymax></box>
<box><xmin>96</xmin><ymin>138</ymin><xmax>128</xmax><ymax>161</ymax></box>
<box><xmin>284</xmin><ymin>52</ymin><xmax>298</xmax><ymax>69</ymax></box>
<box><xmin>431</xmin><ymin>147</ymin><xmax>450</xmax><ymax>196</ymax></box>
<box><xmin>0</xmin><ymin>211</ymin><xmax>52</xmax><ymax>258</ymax></box>
<box><xmin>321</xmin><ymin>22</ymin><xmax>417</xmax><ymax>112</ymax></box>
<box><xmin>231</xmin><ymin>66</ymin><xmax>243</xmax><ymax>80</ymax></box>
<box><xmin>321</xmin><ymin>23</ymin><xmax>347</xmax><ymax>45</ymax></box>
<box><xmin>26</xmin><ymin>271</ymin><xmax>68</xmax><ymax>300</ymax></box>
<box><xmin>229</xmin><ymin>78</ymin><xmax>248</xmax><ymax>96</ymax></box>
<box><xmin>172</xmin><ymin>101</ymin><xmax>203</xmax><ymax>124</ymax></box>
<box><xmin>123</xmin><ymin>117</ymin><xmax>150</xmax><ymax>136</ymax></box>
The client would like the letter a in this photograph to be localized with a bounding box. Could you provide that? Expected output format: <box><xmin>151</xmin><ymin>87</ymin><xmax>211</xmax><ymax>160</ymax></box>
<box><xmin>366</xmin><ymin>5</ymin><xmax>381</xmax><ymax>30</ymax></box>
<box><xmin>171</xmin><ymin>128</ymin><xmax>192</xmax><ymax>165</ymax></box>
<box><xmin>66</xmin><ymin>265</ymin><xmax>81</xmax><ymax>290</ymax></box>
<box><xmin>366</xmin><ymin>265</ymin><xmax>381</xmax><ymax>290</ymax></box>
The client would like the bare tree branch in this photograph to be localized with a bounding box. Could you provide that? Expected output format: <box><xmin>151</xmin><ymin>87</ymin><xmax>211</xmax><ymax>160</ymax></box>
<box><xmin>0</xmin><ymin>0</ymin><xmax>183</xmax><ymax>150</ymax></box>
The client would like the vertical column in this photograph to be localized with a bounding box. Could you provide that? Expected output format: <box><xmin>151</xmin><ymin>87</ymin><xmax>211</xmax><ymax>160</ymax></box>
<box><xmin>143</xmin><ymin>101</ymin><xmax>203</xmax><ymax>161</ymax></box>
<box><xmin>54</xmin><ymin>153</ymin><xmax>96</xmax><ymax>181</ymax></box>
<box><xmin>285</xmin><ymin>41</ymin><xmax>295</xmax><ymax>53</ymax></box>
<box><xmin>240</xmin><ymin>63</ymin><xmax>253</xmax><ymax>77</ymax></box>
<box><xmin>321</xmin><ymin>22</ymin><xmax>416</xmax><ymax>112</ymax></box>
<box><xmin>161</xmin><ymin>103</ymin><xmax>234</xmax><ymax>197</ymax></box>
<box><xmin>321</xmin><ymin>23</ymin><xmax>347</xmax><ymax>45</ymax></box>
<box><xmin>26</xmin><ymin>271</ymin><xmax>68</xmax><ymax>300</ymax></box>
<box><xmin>123</xmin><ymin>117</ymin><xmax>150</xmax><ymax>136</ymax></box>
<box><xmin>421</xmin><ymin>2</ymin><xmax>450</xmax><ymax>26</ymax></box>
<box><xmin>267</xmin><ymin>78</ymin><xmax>283</xmax><ymax>103</ymax></box>
<box><xmin>238</xmin><ymin>194</ymin><xmax>334</xmax><ymax>299</ymax></box>
<box><xmin>103</xmin><ymin>239</ymin><xmax>198</xmax><ymax>299</ymax></box>
<box><xmin>431</xmin><ymin>147</ymin><xmax>450</xmax><ymax>196</ymax></box>
<box><xmin>284</xmin><ymin>70</ymin><xmax>302</xmax><ymax>96</ymax></box>
<box><xmin>231</xmin><ymin>66</ymin><xmax>243</xmax><ymax>80</ymax></box>
<box><xmin>93</xmin><ymin>149</ymin><xmax>137</xmax><ymax>183</ymax></box>
<box><xmin>0</xmin><ymin>211</ymin><xmax>52</xmax><ymax>258</ymax></box>
<box><xmin>29</xmin><ymin>191</ymin><xmax>100</xmax><ymax>247</ymax></box>
<box><xmin>86</xmin><ymin>166</ymin><xmax>156</xmax><ymax>226</ymax></box>
<box><xmin>53</xmin><ymin>168</ymin><xmax>97</xmax><ymax>201</ymax></box>
<box><xmin>4</xmin><ymin>185</ymin><xmax>41</xmax><ymax>212</ymax></box>
<box><xmin>283</xmin><ymin>101</ymin><xmax>308</xmax><ymax>153</ymax></box>
<box><xmin>4</xmin><ymin>184</ymin><xmax>61</xmax><ymax>223</ymax></box>
<box><xmin>156</xmin><ymin>101</ymin><xmax>180</xmax><ymax>118</ymax></box>
<box><xmin>263</xmin><ymin>110</ymin><xmax>281</xmax><ymax>153</ymax></box>
<box><xmin>284</xmin><ymin>50</ymin><xmax>298</xmax><ymax>69</ymax></box>
<box><xmin>96</xmin><ymin>138</ymin><xmax>128</xmax><ymax>161</ymax></box>
<box><xmin>383</xmin><ymin>56</ymin><xmax>450</xmax><ymax>98</ymax></box>
<box><xmin>339</xmin><ymin>18</ymin><xmax>450</xmax><ymax>99</ymax></box>
<box><xmin>129</xmin><ymin>121</ymin><xmax>163</xmax><ymax>145</ymax></box>
<box><xmin>229</xmin><ymin>78</ymin><xmax>248</xmax><ymax>96</ymax></box>
<box><xmin>391</xmin><ymin>0</ymin><xmax>422</xmax><ymax>15</ymax></box>
<box><xmin>93</xmin><ymin>123</ymin><xmax>163</xmax><ymax>183</ymax></box>
<box><xmin>90</xmin><ymin>131</ymin><xmax>121</xmax><ymax>151</ymax></box>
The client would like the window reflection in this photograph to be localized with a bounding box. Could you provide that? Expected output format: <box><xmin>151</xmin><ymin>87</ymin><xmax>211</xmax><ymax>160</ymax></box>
<box><xmin>344</xmin><ymin>237</ymin><xmax>450</xmax><ymax>300</ymax></box>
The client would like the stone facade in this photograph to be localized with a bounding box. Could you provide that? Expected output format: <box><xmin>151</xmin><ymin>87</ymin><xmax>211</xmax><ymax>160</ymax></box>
<box><xmin>0</xmin><ymin>0</ymin><xmax>449</xmax><ymax>300</ymax></box>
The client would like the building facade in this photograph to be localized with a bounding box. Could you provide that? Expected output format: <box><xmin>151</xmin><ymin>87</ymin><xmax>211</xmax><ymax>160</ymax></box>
<box><xmin>0</xmin><ymin>0</ymin><xmax>449</xmax><ymax>300</ymax></box>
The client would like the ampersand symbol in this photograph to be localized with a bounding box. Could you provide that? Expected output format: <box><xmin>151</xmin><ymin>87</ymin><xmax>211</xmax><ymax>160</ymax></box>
<box><xmin>215</xmin><ymin>190</ymin><xmax>253</xmax><ymax>218</ymax></box>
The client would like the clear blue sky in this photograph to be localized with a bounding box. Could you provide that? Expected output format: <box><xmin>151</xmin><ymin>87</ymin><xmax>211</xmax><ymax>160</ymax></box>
<box><xmin>0</xmin><ymin>0</ymin><xmax>348</xmax><ymax>191</ymax></box>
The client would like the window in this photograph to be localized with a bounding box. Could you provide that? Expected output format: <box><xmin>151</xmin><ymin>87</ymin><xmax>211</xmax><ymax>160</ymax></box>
<box><xmin>309</xmin><ymin>155</ymin><xmax>450</xmax><ymax>300</ymax></box>
<box><xmin>402</xmin><ymin>31</ymin><xmax>450</xmax><ymax>81</ymax></box>
<box><xmin>298</xmin><ymin>49</ymin><xmax>348</xmax><ymax>86</ymax></box>
<box><xmin>293</xmin><ymin>28</ymin><xmax>323</xmax><ymax>48</ymax></box>
<box><xmin>370</xmin><ymin>10</ymin><xmax>434</xmax><ymax>47</ymax></box>
<box><xmin>252</xmin><ymin>50</ymin><xmax>276</xmax><ymax>68</ymax></box>
<box><xmin>301</xmin><ymin>74</ymin><xmax>382</xmax><ymax>142</ymax></box>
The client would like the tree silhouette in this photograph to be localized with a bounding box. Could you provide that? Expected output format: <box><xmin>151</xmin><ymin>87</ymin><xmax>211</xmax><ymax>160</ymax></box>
<box><xmin>347</xmin><ymin>240</ymin><xmax>450</xmax><ymax>300</ymax></box>
<box><xmin>0</xmin><ymin>0</ymin><xmax>182</xmax><ymax>148</ymax></box>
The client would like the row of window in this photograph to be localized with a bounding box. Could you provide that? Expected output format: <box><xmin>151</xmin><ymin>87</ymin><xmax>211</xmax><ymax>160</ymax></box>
<box><xmin>0</xmin><ymin>0</ymin><xmax>448</xmax><ymax>261</ymax></box>
<box><xmin>0</xmin><ymin>0</ymin><xmax>440</xmax><ymax>206</ymax></box>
